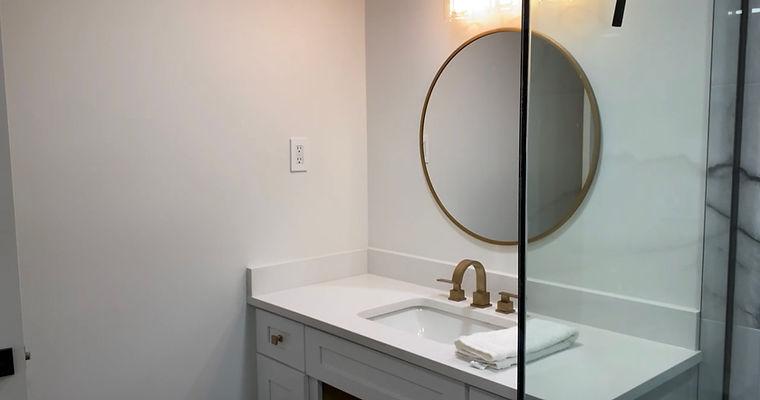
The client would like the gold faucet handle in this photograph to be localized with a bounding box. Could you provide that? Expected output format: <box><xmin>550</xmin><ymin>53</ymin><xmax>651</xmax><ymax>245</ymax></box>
<box><xmin>499</xmin><ymin>291</ymin><xmax>518</xmax><ymax>301</ymax></box>
<box><xmin>436</xmin><ymin>278</ymin><xmax>466</xmax><ymax>302</ymax></box>
<box><xmin>497</xmin><ymin>291</ymin><xmax>518</xmax><ymax>314</ymax></box>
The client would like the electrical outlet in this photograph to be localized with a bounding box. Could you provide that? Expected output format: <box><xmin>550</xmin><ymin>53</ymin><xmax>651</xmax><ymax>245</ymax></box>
<box><xmin>290</xmin><ymin>137</ymin><xmax>308</xmax><ymax>172</ymax></box>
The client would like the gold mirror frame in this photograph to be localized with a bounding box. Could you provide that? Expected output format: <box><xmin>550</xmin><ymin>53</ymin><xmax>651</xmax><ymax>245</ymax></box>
<box><xmin>419</xmin><ymin>28</ymin><xmax>602</xmax><ymax>246</ymax></box>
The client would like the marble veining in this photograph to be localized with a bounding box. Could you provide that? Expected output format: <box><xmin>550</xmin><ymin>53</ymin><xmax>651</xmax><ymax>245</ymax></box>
<box><xmin>734</xmin><ymin>77</ymin><xmax>760</xmax><ymax>329</ymax></box>
<box><xmin>701</xmin><ymin>206</ymin><xmax>729</xmax><ymax>322</ymax></box>
<box><xmin>701</xmin><ymin>76</ymin><xmax>737</xmax><ymax>325</ymax></box>
<box><xmin>703</xmin><ymin>161</ymin><xmax>760</xmax><ymax>332</ymax></box>
<box><xmin>735</xmin><ymin>229</ymin><xmax>760</xmax><ymax>327</ymax></box>
<box><xmin>702</xmin><ymin>78</ymin><xmax>760</xmax><ymax>332</ymax></box>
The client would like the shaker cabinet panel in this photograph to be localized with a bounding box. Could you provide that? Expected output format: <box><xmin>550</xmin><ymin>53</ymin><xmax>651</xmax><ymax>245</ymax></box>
<box><xmin>257</xmin><ymin>354</ymin><xmax>307</xmax><ymax>400</ymax></box>
<box><xmin>304</xmin><ymin>327</ymin><xmax>466</xmax><ymax>400</ymax></box>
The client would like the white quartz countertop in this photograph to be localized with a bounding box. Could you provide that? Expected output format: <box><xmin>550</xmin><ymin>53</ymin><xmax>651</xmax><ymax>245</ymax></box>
<box><xmin>248</xmin><ymin>274</ymin><xmax>700</xmax><ymax>400</ymax></box>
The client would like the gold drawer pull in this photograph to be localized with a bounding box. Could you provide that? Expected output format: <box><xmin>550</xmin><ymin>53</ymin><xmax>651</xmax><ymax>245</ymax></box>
<box><xmin>270</xmin><ymin>334</ymin><xmax>284</xmax><ymax>346</ymax></box>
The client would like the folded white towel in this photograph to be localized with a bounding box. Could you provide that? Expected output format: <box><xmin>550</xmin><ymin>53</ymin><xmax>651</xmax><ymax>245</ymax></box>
<box><xmin>454</xmin><ymin>318</ymin><xmax>579</xmax><ymax>370</ymax></box>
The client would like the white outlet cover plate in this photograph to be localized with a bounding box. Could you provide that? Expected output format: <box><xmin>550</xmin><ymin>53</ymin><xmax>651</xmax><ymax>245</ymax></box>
<box><xmin>290</xmin><ymin>137</ymin><xmax>308</xmax><ymax>172</ymax></box>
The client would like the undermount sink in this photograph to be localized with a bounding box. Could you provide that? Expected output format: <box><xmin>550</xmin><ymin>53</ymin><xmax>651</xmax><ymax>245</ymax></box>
<box><xmin>359</xmin><ymin>298</ymin><xmax>515</xmax><ymax>344</ymax></box>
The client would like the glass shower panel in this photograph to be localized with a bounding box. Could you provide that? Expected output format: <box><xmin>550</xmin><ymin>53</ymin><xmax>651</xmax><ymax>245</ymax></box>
<box><xmin>522</xmin><ymin>1</ymin><xmax>714</xmax><ymax>399</ymax></box>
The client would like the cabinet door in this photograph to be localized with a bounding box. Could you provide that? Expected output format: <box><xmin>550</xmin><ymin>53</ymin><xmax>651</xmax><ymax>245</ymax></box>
<box><xmin>305</xmin><ymin>327</ymin><xmax>466</xmax><ymax>400</ymax></box>
<box><xmin>257</xmin><ymin>354</ymin><xmax>307</xmax><ymax>400</ymax></box>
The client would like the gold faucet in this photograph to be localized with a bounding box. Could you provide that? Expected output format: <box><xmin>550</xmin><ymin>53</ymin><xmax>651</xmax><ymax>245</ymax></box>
<box><xmin>436</xmin><ymin>259</ymin><xmax>492</xmax><ymax>308</ymax></box>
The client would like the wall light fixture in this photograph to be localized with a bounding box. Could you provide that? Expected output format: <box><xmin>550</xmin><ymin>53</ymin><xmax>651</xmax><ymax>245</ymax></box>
<box><xmin>448</xmin><ymin>0</ymin><xmax>521</xmax><ymax>22</ymax></box>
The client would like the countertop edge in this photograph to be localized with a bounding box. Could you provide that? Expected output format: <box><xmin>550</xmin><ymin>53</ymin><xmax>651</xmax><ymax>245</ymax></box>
<box><xmin>613</xmin><ymin>352</ymin><xmax>702</xmax><ymax>400</ymax></box>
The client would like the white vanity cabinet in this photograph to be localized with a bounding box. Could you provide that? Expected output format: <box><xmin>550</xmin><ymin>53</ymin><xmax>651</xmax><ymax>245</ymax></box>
<box><xmin>255</xmin><ymin>308</ymin><xmax>510</xmax><ymax>400</ymax></box>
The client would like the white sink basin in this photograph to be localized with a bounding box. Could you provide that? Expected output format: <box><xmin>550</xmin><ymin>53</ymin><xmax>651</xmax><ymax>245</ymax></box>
<box><xmin>359</xmin><ymin>298</ymin><xmax>515</xmax><ymax>344</ymax></box>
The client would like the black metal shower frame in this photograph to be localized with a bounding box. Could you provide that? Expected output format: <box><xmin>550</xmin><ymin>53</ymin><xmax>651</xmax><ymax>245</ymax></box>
<box><xmin>722</xmin><ymin>0</ymin><xmax>751</xmax><ymax>398</ymax></box>
<box><xmin>516</xmin><ymin>0</ymin><xmax>530</xmax><ymax>397</ymax></box>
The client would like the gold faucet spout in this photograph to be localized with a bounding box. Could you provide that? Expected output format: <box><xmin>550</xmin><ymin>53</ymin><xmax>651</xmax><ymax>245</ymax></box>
<box><xmin>437</xmin><ymin>259</ymin><xmax>492</xmax><ymax>308</ymax></box>
<box><xmin>452</xmin><ymin>259</ymin><xmax>488</xmax><ymax>293</ymax></box>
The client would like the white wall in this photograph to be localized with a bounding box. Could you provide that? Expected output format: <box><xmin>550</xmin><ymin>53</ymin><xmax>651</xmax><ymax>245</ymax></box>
<box><xmin>366</xmin><ymin>0</ymin><xmax>518</xmax><ymax>274</ymax></box>
<box><xmin>0</xmin><ymin>18</ymin><xmax>26</xmax><ymax>400</ymax></box>
<box><xmin>0</xmin><ymin>1</ymin><xmax>367</xmax><ymax>399</ymax></box>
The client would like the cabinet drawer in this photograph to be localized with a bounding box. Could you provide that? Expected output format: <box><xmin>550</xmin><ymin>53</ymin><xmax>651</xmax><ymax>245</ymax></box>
<box><xmin>257</xmin><ymin>354</ymin><xmax>307</xmax><ymax>400</ymax></box>
<box><xmin>470</xmin><ymin>388</ymin><xmax>509</xmax><ymax>400</ymax></box>
<box><xmin>256</xmin><ymin>309</ymin><xmax>305</xmax><ymax>371</ymax></box>
<box><xmin>305</xmin><ymin>327</ymin><xmax>466</xmax><ymax>400</ymax></box>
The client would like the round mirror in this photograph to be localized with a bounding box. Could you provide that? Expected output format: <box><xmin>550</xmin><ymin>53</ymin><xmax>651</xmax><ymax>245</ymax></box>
<box><xmin>420</xmin><ymin>29</ymin><xmax>600</xmax><ymax>245</ymax></box>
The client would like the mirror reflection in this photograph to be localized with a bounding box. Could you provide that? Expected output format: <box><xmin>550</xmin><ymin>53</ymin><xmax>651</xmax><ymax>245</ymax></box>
<box><xmin>420</xmin><ymin>29</ymin><xmax>600</xmax><ymax>244</ymax></box>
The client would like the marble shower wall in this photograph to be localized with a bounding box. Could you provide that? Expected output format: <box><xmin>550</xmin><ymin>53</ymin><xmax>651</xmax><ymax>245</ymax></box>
<box><xmin>700</xmin><ymin>1</ymin><xmax>760</xmax><ymax>399</ymax></box>
<box><xmin>734</xmin><ymin>1</ymin><xmax>760</xmax><ymax>330</ymax></box>
<box><xmin>699</xmin><ymin>1</ymin><xmax>740</xmax><ymax>397</ymax></box>
<box><xmin>729</xmin><ymin>1</ymin><xmax>760</xmax><ymax>398</ymax></box>
<box><xmin>702</xmin><ymin>0</ymin><xmax>741</xmax><ymax>324</ymax></box>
